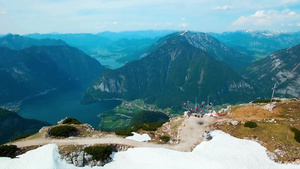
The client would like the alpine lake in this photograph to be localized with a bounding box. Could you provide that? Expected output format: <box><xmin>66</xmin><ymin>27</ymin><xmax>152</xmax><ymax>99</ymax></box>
<box><xmin>17</xmin><ymin>77</ymin><xmax>121</xmax><ymax>129</ymax></box>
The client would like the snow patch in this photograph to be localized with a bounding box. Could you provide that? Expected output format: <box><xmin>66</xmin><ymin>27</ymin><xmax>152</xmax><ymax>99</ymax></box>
<box><xmin>180</xmin><ymin>30</ymin><xmax>189</xmax><ymax>35</ymax></box>
<box><xmin>125</xmin><ymin>132</ymin><xmax>151</xmax><ymax>142</ymax></box>
<box><xmin>1</xmin><ymin>131</ymin><xmax>299</xmax><ymax>169</ymax></box>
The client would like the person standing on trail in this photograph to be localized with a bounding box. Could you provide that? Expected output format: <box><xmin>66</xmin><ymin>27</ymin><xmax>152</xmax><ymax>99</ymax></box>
<box><xmin>201</xmin><ymin>101</ymin><xmax>205</xmax><ymax>108</ymax></box>
<box><xmin>207</xmin><ymin>131</ymin><xmax>211</xmax><ymax>138</ymax></box>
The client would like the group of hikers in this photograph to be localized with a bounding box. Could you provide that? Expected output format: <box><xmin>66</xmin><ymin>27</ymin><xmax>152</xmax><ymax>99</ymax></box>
<box><xmin>183</xmin><ymin>100</ymin><xmax>214</xmax><ymax>140</ymax></box>
<box><xmin>183</xmin><ymin>100</ymin><xmax>213</xmax><ymax>117</ymax></box>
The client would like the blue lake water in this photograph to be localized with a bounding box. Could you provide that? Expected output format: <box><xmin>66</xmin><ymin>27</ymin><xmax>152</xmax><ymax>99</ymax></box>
<box><xmin>96</xmin><ymin>58</ymin><xmax>124</xmax><ymax>69</ymax></box>
<box><xmin>18</xmin><ymin>78</ymin><xmax>121</xmax><ymax>128</ymax></box>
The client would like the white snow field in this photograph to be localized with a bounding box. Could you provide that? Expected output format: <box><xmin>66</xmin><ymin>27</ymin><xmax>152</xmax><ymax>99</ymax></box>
<box><xmin>1</xmin><ymin>130</ymin><xmax>299</xmax><ymax>169</ymax></box>
<box><xmin>125</xmin><ymin>132</ymin><xmax>151</xmax><ymax>142</ymax></box>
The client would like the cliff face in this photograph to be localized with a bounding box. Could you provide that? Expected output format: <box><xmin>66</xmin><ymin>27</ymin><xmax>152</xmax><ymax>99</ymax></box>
<box><xmin>244</xmin><ymin>44</ymin><xmax>300</xmax><ymax>98</ymax></box>
<box><xmin>84</xmin><ymin>32</ymin><xmax>257</xmax><ymax>108</ymax></box>
<box><xmin>0</xmin><ymin>46</ymin><xmax>105</xmax><ymax>104</ymax></box>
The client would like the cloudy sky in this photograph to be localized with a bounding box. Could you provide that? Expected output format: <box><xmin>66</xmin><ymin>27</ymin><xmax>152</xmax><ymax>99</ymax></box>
<box><xmin>0</xmin><ymin>0</ymin><xmax>300</xmax><ymax>34</ymax></box>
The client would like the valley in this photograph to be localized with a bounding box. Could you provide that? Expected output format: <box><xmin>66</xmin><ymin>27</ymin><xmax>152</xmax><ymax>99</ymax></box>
<box><xmin>0</xmin><ymin>30</ymin><xmax>299</xmax><ymax>168</ymax></box>
<box><xmin>1</xmin><ymin>0</ymin><xmax>300</xmax><ymax>168</ymax></box>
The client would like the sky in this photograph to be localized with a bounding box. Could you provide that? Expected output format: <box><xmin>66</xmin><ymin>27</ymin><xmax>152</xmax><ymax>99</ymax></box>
<box><xmin>0</xmin><ymin>0</ymin><xmax>300</xmax><ymax>34</ymax></box>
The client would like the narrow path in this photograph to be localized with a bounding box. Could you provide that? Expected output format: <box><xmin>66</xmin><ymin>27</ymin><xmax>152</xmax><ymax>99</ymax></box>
<box><xmin>11</xmin><ymin>116</ymin><xmax>217</xmax><ymax>152</ymax></box>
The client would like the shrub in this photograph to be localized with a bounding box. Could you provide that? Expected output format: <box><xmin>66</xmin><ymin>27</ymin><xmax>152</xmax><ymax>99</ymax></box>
<box><xmin>145</xmin><ymin>121</ymin><xmax>166</xmax><ymax>131</ymax></box>
<box><xmin>0</xmin><ymin>145</ymin><xmax>19</xmax><ymax>158</ymax></box>
<box><xmin>160</xmin><ymin>135</ymin><xmax>170</xmax><ymax>143</ymax></box>
<box><xmin>62</xmin><ymin>117</ymin><xmax>82</xmax><ymax>124</ymax></box>
<box><xmin>244</xmin><ymin>121</ymin><xmax>258</xmax><ymax>128</ymax></box>
<box><xmin>252</xmin><ymin>99</ymin><xmax>281</xmax><ymax>103</ymax></box>
<box><xmin>84</xmin><ymin>145</ymin><xmax>112</xmax><ymax>161</ymax></box>
<box><xmin>50</xmin><ymin>125</ymin><xmax>78</xmax><ymax>137</ymax></box>
<box><xmin>129</xmin><ymin>110</ymin><xmax>169</xmax><ymax>127</ymax></box>
<box><xmin>291</xmin><ymin>127</ymin><xmax>300</xmax><ymax>143</ymax></box>
<box><xmin>115</xmin><ymin>121</ymin><xmax>168</xmax><ymax>136</ymax></box>
<box><xmin>115</xmin><ymin>128</ymin><xmax>133</xmax><ymax>136</ymax></box>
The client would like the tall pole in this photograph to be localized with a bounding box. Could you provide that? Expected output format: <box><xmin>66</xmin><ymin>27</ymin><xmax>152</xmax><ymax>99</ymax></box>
<box><xmin>207</xmin><ymin>95</ymin><xmax>210</xmax><ymax>106</ymax></box>
<box><xmin>270</xmin><ymin>83</ymin><xmax>277</xmax><ymax>104</ymax></box>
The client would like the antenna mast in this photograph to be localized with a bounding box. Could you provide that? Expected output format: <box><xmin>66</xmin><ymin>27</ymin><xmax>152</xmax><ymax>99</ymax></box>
<box><xmin>270</xmin><ymin>83</ymin><xmax>277</xmax><ymax>104</ymax></box>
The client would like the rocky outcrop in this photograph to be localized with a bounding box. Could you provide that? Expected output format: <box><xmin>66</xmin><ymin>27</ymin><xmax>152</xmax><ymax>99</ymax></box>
<box><xmin>61</xmin><ymin>144</ymin><xmax>133</xmax><ymax>167</ymax></box>
<box><xmin>244</xmin><ymin>44</ymin><xmax>300</xmax><ymax>98</ymax></box>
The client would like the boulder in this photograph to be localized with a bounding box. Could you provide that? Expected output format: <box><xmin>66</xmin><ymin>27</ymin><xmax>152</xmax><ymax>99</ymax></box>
<box><xmin>77</xmin><ymin>151</ymin><xmax>84</xmax><ymax>167</ymax></box>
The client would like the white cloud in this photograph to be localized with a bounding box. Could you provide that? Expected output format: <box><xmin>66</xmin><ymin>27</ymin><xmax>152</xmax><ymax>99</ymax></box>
<box><xmin>179</xmin><ymin>23</ymin><xmax>189</xmax><ymax>28</ymax></box>
<box><xmin>297</xmin><ymin>23</ymin><xmax>300</xmax><ymax>26</ymax></box>
<box><xmin>212</xmin><ymin>5</ymin><xmax>232</xmax><ymax>11</ymax></box>
<box><xmin>233</xmin><ymin>9</ymin><xmax>300</xmax><ymax>27</ymax></box>
<box><xmin>166</xmin><ymin>22</ymin><xmax>173</xmax><ymax>26</ymax></box>
<box><xmin>288</xmin><ymin>11</ymin><xmax>297</xmax><ymax>16</ymax></box>
<box><xmin>112</xmin><ymin>21</ymin><xmax>119</xmax><ymax>25</ymax></box>
<box><xmin>280</xmin><ymin>0</ymin><xmax>299</xmax><ymax>5</ymax></box>
<box><xmin>251</xmin><ymin>10</ymin><xmax>266</xmax><ymax>17</ymax></box>
<box><xmin>1</xmin><ymin>10</ymin><xmax>6</xmax><ymax>14</ymax></box>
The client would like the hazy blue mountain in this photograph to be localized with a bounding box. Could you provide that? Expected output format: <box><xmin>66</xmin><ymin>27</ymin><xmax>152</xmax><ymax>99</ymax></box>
<box><xmin>25</xmin><ymin>31</ymin><xmax>176</xmax><ymax>66</ymax></box>
<box><xmin>244</xmin><ymin>43</ymin><xmax>300</xmax><ymax>98</ymax></box>
<box><xmin>0</xmin><ymin>108</ymin><xmax>50</xmax><ymax>144</ymax></box>
<box><xmin>25</xmin><ymin>33</ymin><xmax>111</xmax><ymax>54</ymax></box>
<box><xmin>0</xmin><ymin>45</ymin><xmax>105</xmax><ymax>105</ymax></box>
<box><xmin>210</xmin><ymin>30</ymin><xmax>300</xmax><ymax>60</ymax></box>
<box><xmin>83</xmin><ymin>31</ymin><xmax>257</xmax><ymax>109</ymax></box>
<box><xmin>96</xmin><ymin>30</ymin><xmax>176</xmax><ymax>40</ymax></box>
<box><xmin>0</xmin><ymin>34</ymin><xmax>68</xmax><ymax>50</ymax></box>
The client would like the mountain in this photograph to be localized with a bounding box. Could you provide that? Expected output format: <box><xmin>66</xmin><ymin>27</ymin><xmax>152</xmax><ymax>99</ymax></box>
<box><xmin>244</xmin><ymin>44</ymin><xmax>300</xmax><ymax>98</ymax></box>
<box><xmin>83</xmin><ymin>31</ymin><xmax>257</xmax><ymax>108</ymax></box>
<box><xmin>150</xmin><ymin>31</ymin><xmax>253</xmax><ymax>72</ymax></box>
<box><xmin>0</xmin><ymin>34</ymin><xmax>68</xmax><ymax>50</ymax></box>
<box><xmin>25</xmin><ymin>33</ymin><xmax>111</xmax><ymax>54</ymax></box>
<box><xmin>97</xmin><ymin>30</ymin><xmax>176</xmax><ymax>40</ymax></box>
<box><xmin>0</xmin><ymin>45</ymin><xmax>105</xmax><ymax>105</ymax></box>
<box><xmin>0</xmin><ymin>108</ymin><xmax>50</xmax><ymax>144</ymax></box>
<box><xmin>25</xmin><ymin>31</ymin><xmax>175</xmax><ymax>66</ymax></box>
<box><xmin>210</xmin><ymin>30</ymin><xmax>300</xmax><ymax>60</ymax></box>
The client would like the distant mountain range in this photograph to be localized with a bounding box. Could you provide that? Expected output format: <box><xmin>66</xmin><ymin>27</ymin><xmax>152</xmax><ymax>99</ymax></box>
<box><xmin>0</xmin><ymin>108</ymin><xmax>50</xmax><ymax>144</ymax></box>
<box><xmin>244</xmin><ymin>43</ymin><xmax>300</xmax><ymax>98</ymax></box>
<box><xmin>0</xmin><ymin>34</ymin><xmax>68</xmax><ymax>50</ymax></box>
<box><xmin>1</xmin><ymin>31</ymin><xmax>299</xmax><ymax>108</ymax></box>
<box><xmin>0</xmin><ymin>35</ymin><xmax>105</xmax><ymax>105</ymax></box>
<box><xmin>210</xmin><ymin>30</ymin><xmax>300</xmax><ymax>60</ymax></box>
<box><xmin>25</xmin><ymin>30</ymin><xmax>175</xmax><ymax>65</ymax></box>
<box><xmin>83</xmin><ymin>31</ymin><xmax>258</xmax><ymax>108</ymax></box>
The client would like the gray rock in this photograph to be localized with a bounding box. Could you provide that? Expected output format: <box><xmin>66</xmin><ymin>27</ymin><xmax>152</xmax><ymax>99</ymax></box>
<box><xmin>230</xmin><ymin>120</ymin><xmax>239</xmax><ymax>126</ymax></box>
<box><xmin>84</xmin><ymin>154</ymin><xmax>93</xmax><ymax>162</ymax></box>
<box><xmin>71</xmin><ymin>152</ymin><xmax>77</xmax><ymax>158</ymax></box>
<box><xmin>64</xmin><ymin>157</ymin><xmax>73</xmax><ymax>164</ymax></box>
<box><xmin>77</xmin><ymin>151</ymin><xmax>85</xmax><ymax>167</ymax></box>
<box><xmin>97</xmin><ymin>161</ymin><xmax>103</xmax><ymax>166</ymax></box>
<box><xmin>72</xmin><ymin>157</ymin><xmax>78</xmax><ymax>166</ymax></box>
<box><xmin>89</xmin><ymin>160</ymin><xmax>95</xmax><ymax>167</ymax></box>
